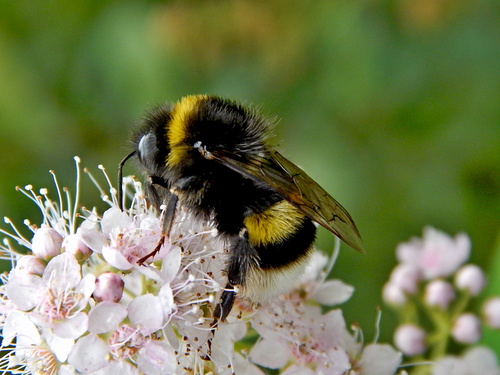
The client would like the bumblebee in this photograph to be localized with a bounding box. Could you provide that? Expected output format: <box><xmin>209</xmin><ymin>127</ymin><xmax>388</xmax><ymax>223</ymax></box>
<box><xmin>119</xmin><ymin>95</ymin><xmax>363</xmax><ymax>322</ymax></box>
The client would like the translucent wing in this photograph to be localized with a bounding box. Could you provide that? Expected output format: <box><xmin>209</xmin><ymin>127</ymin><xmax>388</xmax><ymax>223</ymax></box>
<box><xmin>204</xmin><ymin>149</ymin><xmax>363</xmax><ymax>252</ymax></box>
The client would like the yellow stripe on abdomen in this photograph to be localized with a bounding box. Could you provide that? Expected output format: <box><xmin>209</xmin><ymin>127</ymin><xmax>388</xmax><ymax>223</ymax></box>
<box><xmin>244</xmin><ymin>200</ymin><xmax>306</xmax><ymax>247</ymax></box>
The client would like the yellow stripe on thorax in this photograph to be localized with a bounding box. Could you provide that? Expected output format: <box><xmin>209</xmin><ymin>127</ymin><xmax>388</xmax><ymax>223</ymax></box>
<box><xmin>244</xmin><ymin>200</ymin><xmax>306</xmax><ymax>247</ymax></box>
<box><xmin>167</xmin><ymin>95</ymin><xmax>208</xmax><ymax>167</ymax></box>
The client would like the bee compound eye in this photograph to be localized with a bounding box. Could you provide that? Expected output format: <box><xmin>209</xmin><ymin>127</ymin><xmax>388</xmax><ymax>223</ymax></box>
<box><xmin>137</xmin><ymin>133</ymin><xmax>159</xmax><ymax>165</ymax></box>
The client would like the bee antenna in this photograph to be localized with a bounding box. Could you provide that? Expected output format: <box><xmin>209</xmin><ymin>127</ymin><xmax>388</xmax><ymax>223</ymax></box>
<box><xmin>118</xmin><ymin>151</ymin><xmax>137</xmax><ymax>211</ymax></box>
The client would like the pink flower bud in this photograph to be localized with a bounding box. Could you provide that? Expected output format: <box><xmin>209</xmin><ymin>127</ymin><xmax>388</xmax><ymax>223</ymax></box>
<box><xmin>382</xmin><ymin>282</ymin><xmax>407</xmax><ymax>306</ymax></box>
<box><xmin>15</xmin><ymin>255</ymin><xmax>46</xmax><ymax>276</ymax></box>
<box><xmin>394</xmin><ymin>324</ymin><xmax>427</xmax><ymax>356</ymax></box>
<box><xmin>452</xmin><ymin>313</ymin><xmax>481</xmax><ymax>344</ymax></box>
<box><xmin>455</xmin><ymin>264</ymin><xmax>487</xmax><ymax>296</ymax></box>
<box><xmin>424</xmin><ymin>280</ymin><xmax>456</xmax><ymax>309</ymax></box>
<box><xmin>483</xmin><ymin>297</ymin><xmax>500</xmax><ymax>329</ymax></box>
<box><xmin>390</xmin><ymin>264</ymin><xmax>421</xmax><ymax>294</ymax></box>
<box><xmin>63</xmin><ymin>234</ymin><xmax>92</xmax><ymax>262</ymax></box>
<box><xmin>93</xmin><ymin>272</ymin><xmax>125</xmax><ymax>303</ymax></box>
<box><xmin>31</xmin><ymin>227</ymin><xmax>63</xmax><ymax>260</ymax></box>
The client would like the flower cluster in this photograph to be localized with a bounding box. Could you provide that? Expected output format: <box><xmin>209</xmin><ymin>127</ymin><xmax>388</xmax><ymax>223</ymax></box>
<box><xmin>0</xmin><ymin>159</ymin><xmax>402</xmax><ymax>375</ymax></box>
<box><xmin>383</xmin><ymin>227</ymin><xmax>500</xmax><ymax>374</ymax></box>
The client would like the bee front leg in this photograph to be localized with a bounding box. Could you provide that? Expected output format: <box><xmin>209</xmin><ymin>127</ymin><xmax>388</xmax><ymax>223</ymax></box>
<box><xmin>137</xmin><ymin>192</ymin><xmax>179</xmax><ymax>265</ymax></box>
<box><xmin>213</xmin><ymin>228</ymin><xmax>258</xmax><ymax>324</ymax></box>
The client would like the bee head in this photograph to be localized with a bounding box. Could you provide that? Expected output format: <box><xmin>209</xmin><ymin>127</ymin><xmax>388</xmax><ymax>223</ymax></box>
<box><xmin>133</xmin><ymin>104</ymin><xmax>173</xmax><ymax>177</ymax></box>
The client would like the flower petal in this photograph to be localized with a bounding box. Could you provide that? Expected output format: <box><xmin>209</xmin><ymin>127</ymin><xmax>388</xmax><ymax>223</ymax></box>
<box><xmin>324</xmin><ymin>347</ymin><xmax>351</xmax><ymax>375</ymax></box>
<box><xmin>102</xmin><ymin>246</ymin><xmax>134</xmax><ymax>270</ymax></box>
<box><xmin>282</xmin><ymin>365</ymin><xmax>317</xmax><ymax>375</ymax></box>
<box><xmin>158</xmin><ymin>284</ymin><xmax>175</xmax><ymax>317</ymax></box>
<box><xmin>77</xmin><ymin>226</ymin><xmax>108</xmax><ymax>254</ymax></box>
<box><xmin>97</xmin><ymin>360</ymin><xmax>139</xmax><ymax>375</ymax></box>
<box><xmin>88</xmin><ymin>301</ymin><xmax>128</xmax><ymax>334</ymax></box>
<box><xmin>2</xmin><ymin>311</ymin><xmax>41</xmax><ymax>346</ymax></box>
<box><xmin>359</xmin><ymin>344</ymin><xmax>402</xmax><ymax>375</ymax></box>
<box><xmin>137</xmin><ymin>340</ymin><xmax>177</xmax><ymax>375</ymax></box>
<box><xmin>232</xmin><ymin>352</ymin><xmax>266</xmax><ymax>375</ymax></box>
<box><xmin>463</xmin><ymin>346</ymin><xmax>499</xmax><ymax>373</ymax></box>
<box><xmin>160</xmin><ymin>246</ymin><xmax>181</xmax><ymax>284</ymax></box>
<box><xmin>250</xmin><ymin>337</ymin><xmax>291</xmax><ymax>369</ymax></box>
<box><xmin>4</xmin><ymin>273</ymin><xmax>44</xmax><ymax>311</ymax></box>
<box><xmin>68</xmin><ymin>334</ymin><xmax>109</xmax><ymax>373</ymax></box>
<box><xmin>312</xmin><ymin>279</ymin><xmax>354</xmax><ymax>306</ymax></box>
<box><xmin>101</xmin><ymin>207</ymin><xmax>134</xmax><ymax>236</ymax></box>
<box><xmin>128</xmin><ymin>294</ymin><xmax>163</xmax><ymax>333</ymax></box>
<box><xmin>53</xmin><ymin>312</ymin><xmax>88</xmax><ymax>339</ymax></box>
<box><xmin>44</xmin><ymin>329</ymin><xmax>74</xmax><ymax>362</ymax></box>
<box><xmin>43</xmin><ymin>253</ymin><xmax>81</xmax><ymax>291</ymax></box>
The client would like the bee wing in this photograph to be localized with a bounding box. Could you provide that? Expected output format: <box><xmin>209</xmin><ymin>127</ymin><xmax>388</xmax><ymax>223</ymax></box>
<box><xmin>207</xmin><ymin>149</ymin><xmax>363</xmax><ymax>252</ymax></box>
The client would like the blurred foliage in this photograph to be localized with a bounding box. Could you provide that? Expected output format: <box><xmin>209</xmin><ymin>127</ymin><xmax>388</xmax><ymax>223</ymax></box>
<box><xmin>0</xmin><ymin>0</ymin><xmax>498</xmax><ymax>353</ymax></box>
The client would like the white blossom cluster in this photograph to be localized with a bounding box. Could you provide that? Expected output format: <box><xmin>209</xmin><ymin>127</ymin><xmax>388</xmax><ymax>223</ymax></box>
<box><xmin>0</xmin><ymin>159</ymin><xmax>403</xmax><ymax>375</ymax></box>
<box><xmin>383</xmin><ymin>227</ymin><xmax>500</xmax><ymax>374</ymax></box>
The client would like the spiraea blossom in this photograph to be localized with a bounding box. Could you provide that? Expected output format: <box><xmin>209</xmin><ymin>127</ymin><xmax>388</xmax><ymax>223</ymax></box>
<box><xmin>383</xmin><ymin>227</ymin><xmax>500</xmax><ymax>374</ymax></box>
<box><xmin>0</xmin><ymin>158</ymin><xmax>402</xmax><ymax>375</ymax></box>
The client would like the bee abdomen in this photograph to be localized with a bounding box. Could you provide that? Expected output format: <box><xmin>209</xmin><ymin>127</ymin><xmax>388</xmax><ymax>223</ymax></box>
<box><xmin>243</xmin><ymin>200</ymin><xmax>316</xmax><ymax>269</ymax></box>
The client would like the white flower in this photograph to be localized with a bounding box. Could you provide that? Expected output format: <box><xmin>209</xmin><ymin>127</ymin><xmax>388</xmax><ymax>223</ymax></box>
<box><xmin>99</xmin><ymin>207</ymin><xmax>169</xmax><ymax>270</ymax></box>
<box><xmin>251</xmin><ymin>281</ymin><xmax>351</xmax><ymax>372</ymax></box>
<box><xmin>0</xmin><ymin>160</ymin><xmax>401</xmax><ymax>374</ymax></box>
<box><xmin>397</xmin><ymin>227</ymin><xmax>470</xmax><ymax>279</ymax></box>
<box><xmin>249</xmin><ymin>250</ymin><xmax>355</xmax><ymax>373</ymax></box>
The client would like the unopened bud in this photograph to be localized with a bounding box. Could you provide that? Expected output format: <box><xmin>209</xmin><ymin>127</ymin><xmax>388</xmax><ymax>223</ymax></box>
<box><xmin>31</xmin><ymin>227</ymin><xmax>63</xmax><ymax>260</ymax></box>
<box><xmin>455</xmin><ymin>264</ymin><xmax>487</xmax><ymax>296</ymax></box>
<box><xmin>483</xmin><ymin>297</ymin><xmax>500</xmax><ymax>329</ymax></box>
<box><xmin>394</xmin><ymin>324</ymin><xmax>427</xmax><ymax>356</ymax></box>
<box><xmin>63</xmin><ymin>234</ymin><xmax>92</xmax><ymax>262</ymax></box>
<box><xmin>425</xmin><ymin>280</ymin><xmax>456</xmax><ymax>309</ymax></box>
<box><xmin>452</xmin><ymin>313</ymin><xmax>481</xmax><ymax>344</ymax></box>
<box><xmin>93</xmin><ymin>272</ymin><xmax>125</xmax><ymax>303</ymax></box>
<box><xmin>15</xmin><ymin>255</ymin><xmax>45</xmax><ymax>276</ymax></box>
<box><xmin>389</xmin><ymin>264</ymin><xmax>421</xmax><ymax>294</ymax></box>
<box><xmin>382</xmin><ymin>282</ymin><xmax>407</xmax><ymax>306</ymax></box>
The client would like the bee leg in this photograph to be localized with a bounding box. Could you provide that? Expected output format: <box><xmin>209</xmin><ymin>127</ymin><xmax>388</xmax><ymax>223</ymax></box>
<box><xmin>137</xmin><ymin>193</ymin><xmax>179</xmax><ymax>265</ymax></box>
<box><xmin>213</xmin><ymin>284</ymin><xmax>236</xmax><ymax>324</ymax></box>
<box><xmin>212</xmin><ymin>228</ymin><xmax>258</xmax><ymax>324</ymax></box>
<box><xmin>208</xmin><ymin>283</ymin><xmax>237</xmax><ymax>358</ymax></box>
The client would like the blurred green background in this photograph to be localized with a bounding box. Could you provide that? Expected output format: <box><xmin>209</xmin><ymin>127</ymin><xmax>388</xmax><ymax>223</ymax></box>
<box><xmin>1</xmin><ymin>0</ymin><xmax>499</xmax><ymax>354</ymax></box>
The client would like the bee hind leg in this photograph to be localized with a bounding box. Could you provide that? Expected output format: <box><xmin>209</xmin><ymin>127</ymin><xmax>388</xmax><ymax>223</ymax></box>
<box><xmin>213</xmin><ymin>285</ymin><xmax>236</xmax><ymax>324</ymax></box>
